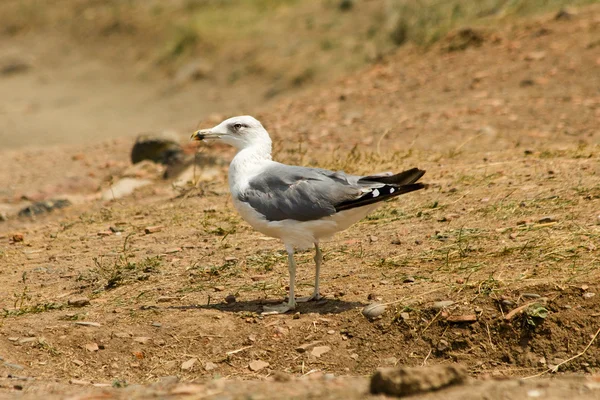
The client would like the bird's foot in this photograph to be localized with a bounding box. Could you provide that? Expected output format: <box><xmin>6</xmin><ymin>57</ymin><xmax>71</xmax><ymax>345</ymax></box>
<box><xmin>295</xmin><ymin>293</ymin><xmax>323</xmax><ymax>303</ymax></box>
<box><xmin>262</xmin><ymin>302</ymin><xmax>295</xmax><ymax>315</ymax></box>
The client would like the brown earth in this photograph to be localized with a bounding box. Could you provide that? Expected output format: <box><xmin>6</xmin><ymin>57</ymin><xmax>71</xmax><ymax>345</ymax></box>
<box><xmin>1</xmin><ymin>4</ymin><xmax>600</xmax><ymax>400</ymax></box>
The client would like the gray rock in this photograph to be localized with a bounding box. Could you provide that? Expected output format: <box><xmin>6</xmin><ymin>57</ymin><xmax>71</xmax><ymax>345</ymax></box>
<box><xmin>18</xmin><ymin>199</ymin><xmax>71</xmax><ymax>217</ymax></box>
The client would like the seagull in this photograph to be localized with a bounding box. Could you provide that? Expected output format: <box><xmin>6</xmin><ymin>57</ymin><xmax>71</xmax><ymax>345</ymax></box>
<box><xmin>191</xmin><ymin>116</ymin><xmax>426</xmax><ymax>314</ymax></box>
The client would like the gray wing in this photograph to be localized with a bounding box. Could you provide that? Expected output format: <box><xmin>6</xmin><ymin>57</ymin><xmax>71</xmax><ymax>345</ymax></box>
<box><xmin>239</xmin><ymin>164</ymin><xmax>362</xmax><ymax>222</ymax></box>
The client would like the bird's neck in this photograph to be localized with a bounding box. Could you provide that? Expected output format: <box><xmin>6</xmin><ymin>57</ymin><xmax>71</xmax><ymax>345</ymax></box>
<box><xmin>229</xmin><ymin>142</ymin><xmax>272</xmax><ymax>190</ymax></box>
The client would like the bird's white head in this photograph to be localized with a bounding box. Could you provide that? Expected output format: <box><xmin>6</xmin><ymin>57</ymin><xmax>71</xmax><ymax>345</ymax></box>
<box><xmin>191</xmin><ymin>115</ymin><xmax>271</xmax><ymax>151</ymax></box>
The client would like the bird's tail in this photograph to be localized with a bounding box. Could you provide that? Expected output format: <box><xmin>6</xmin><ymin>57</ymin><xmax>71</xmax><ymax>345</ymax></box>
<box><xmin>335</xmin><ymin>168</ymin><xmax>426</xmax><ymax>212</ymax></box>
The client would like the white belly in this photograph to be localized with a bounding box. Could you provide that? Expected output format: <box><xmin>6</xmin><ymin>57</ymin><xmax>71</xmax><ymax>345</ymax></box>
<box><xmin>233</xmin><ymin>197</ymin><xmax>379</xmax><ymax>250</ymax></box>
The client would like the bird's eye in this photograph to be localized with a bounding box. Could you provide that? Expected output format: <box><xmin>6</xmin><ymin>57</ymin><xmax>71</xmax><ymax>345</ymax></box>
<box><xmin>233</xmin><ymin>123</ymin><xmax>244</xmax><ymax>131</ymax></box>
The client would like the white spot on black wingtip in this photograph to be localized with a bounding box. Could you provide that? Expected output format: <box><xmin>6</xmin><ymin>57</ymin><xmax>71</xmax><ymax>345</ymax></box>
<box><xmin>390</xmin><ymin>187</ymin><xmax>395</xmax><ymax>193</ymax></box>
<box><xmin>372</xmin><ymin>189</ymin><xmax>380</xmax><ymax>197</ymax></box>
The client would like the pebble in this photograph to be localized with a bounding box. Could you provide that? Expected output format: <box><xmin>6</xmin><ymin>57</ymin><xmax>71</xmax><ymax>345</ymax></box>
<box><xmin>18</xmin><ymin>199</ymin><xmax>71</xmax><ymax>217</ymax></box>
<box><xmin>213</xmin><ymin>286</ymin><xmax>225</xmax><ymax>292</ymax></box>
<box><xmin>75</xmin><ymin>321</ymin><xmax>101</xmax><ymax>327</ymax></box>
<box><xmin>152</xmin><ymin>322</ymin><xmax>162</xmax><ymax>328</ymax></box>
<box><xmin>403</xmin><ymin>276</ymin><xmax>415</xmax><ymax>283</ymax></box>
<box><xmin>134</xmin><ymin>337</ymin><xmax>151</xmax><ymax>344</ymax></box>
<box><xmin>68</xmin><ymin>297</ymin><xmax>90</xmax><ymax>308</ymax></box>
<box><xmin>383</xmin><ymin>357</ymin><xmax>398</xmax><ymax>366</ymax></box>
<box><xmin>157</xmin><ymin>296</ymin><xmax>178</xmax><ymax>303</ymax></box>
<box><xmin>225</xmin><ymin>295</ymin><xmax>236</xmax><ymax>304</ymax></box>
<box><xmin>437</xmin><ymin>339</ymin><xmax>450</xmax><ymax>352</ymax></box>
<box><xmin>11</xmin><ymin>233</ymin><xmax>24</xmax><ymax>242</ymax></box>
<box><xmin>525</xmin><ymin>51</ymin><xmax>546</xmax><ymax>61</ymax></box>
<box><xmin>432</xmin><ymin>300</ymin><xmax>454</xmax><ymax>310</ymax></box>
<box><xmin>248</xmin><ymin>360</ymin><xmax>269</xmax><ymax>372</ymax></box>
<box><xmin>362</xmin><ymin>303</ymin><xmax>387</xmax><ymax>319</ymax></box>
<box><xmin>145</xmin><ymin>226</ymin><xmax>163</xmax><ymax>234</ymax></box>
<box><xmin>295</xmin><ymin>341</ymin><xmax>322</xmax><ymax>353</ymax></box>
<box><xmin>204</xmin><ymin>362</ymin><xmax>217</xmax><ymax>371</ymax></box>
<box><xmin>537</xmin><ymin>216</ymin><xmax>557</xmax><ymax>224</ymax></box>
<box><xmin>69</xmin><ymin>379</ymin><xmax>90</xmax><ymax>385</ymax></box>
<box><xmin>327</xmin><ymin>330</ymin><xmax>336</xmax><ymax>335</ymax></box>
<box><xmin>72</xmin><ymin>359</ymin><xmax>84</xmax><ymax>366</ymax></box>
<box><xmin>583</xmin><ymin>292</ymin><xmax>596</xmax><ymax>299</ymax></box>
<box><xmin>181</xmin><ymin>358</ymin><xmax>197</xmax><ymax>371</ymax></box>
<box><xmin>84</xmin><ymin>343</ymin><xmax>99</xmax><ymax>352</ymax></box>
<box><xmin>311</xmin><ymin>346</ymin><xmax>331</xmax><ymax>358</ymax></box>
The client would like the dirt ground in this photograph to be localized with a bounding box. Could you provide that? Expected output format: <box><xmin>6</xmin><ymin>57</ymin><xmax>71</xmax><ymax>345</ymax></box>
<box><xmin>1</xmin><ymin>4</ymin><xmax>600</xmax><ymax>400</ymax></box>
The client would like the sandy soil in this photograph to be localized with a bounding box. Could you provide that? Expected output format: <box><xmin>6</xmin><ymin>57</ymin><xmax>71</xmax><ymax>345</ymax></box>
<box><xmin>1</xmin><ymin>4</ymin><xmax>600</xmax><ymax>399</ymax></box>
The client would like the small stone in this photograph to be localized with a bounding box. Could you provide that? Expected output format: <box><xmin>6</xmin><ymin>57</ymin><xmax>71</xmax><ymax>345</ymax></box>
<box><xmin>72</xmin><ymin>359</ymin><xmax>84</xmax><ymax>366</ymax></box>
<box><xmin>68</xmin><ymin>297</ymin><xmax>90</xmax><ymax>308</ymax></box>
<box><xmin>350</xmin><ymin>353</ymin><xmax>359</xmax><ymax>361</ymax></box>
<box><xmin>204</xmin><ymin>362</ymin><xmax>217</xmax><ymax>371</ymax></box>
<box><xmin>145</xmin><ymin>226</ymin><xmax>163</xmax><ymax>234</ymax></box>
<box><xmin>581</xmin><ymin>284</ymin><xmax>589</xmax><ymax>291</ymax></box>
<box><xmin>152</xmin><ymin>322</ymin><xmax>162</xmax><ymax>328</ymax></box>
<box><xmin>295</xmin><ymin>341</ymin><xmax>322</xmax><ymax>353</ymax></box>
<box><xmin>403</xmin><ymin>276</ymin><xmax>415</xmax><ymax>283</ymax></box>
<box><xmin>8</xmin><ymin>337</ymin><xmax>19</xmax><ymax>342</ymax></box>
<box><xmin>583</xmin><ymin>292</ymin><xmax>596</xmax><ymax>299</ymax></box>
<box><xmin>383</xmin><ymin>357</ymin><xmax>398</xmax><ymax>366</ymax></box>
<box><xmin>311</xmin><ymin>346</ymin><xmax>331</xmax><ymax>358</ymax></box>
<box><xmin>525</xmin><ymin>51</ymin><xmax>546</xmax><ymax>61</ymax></box>
<box><xmin>327</xmin><ymin>330</ymin><xmax>335</xmax><ymax>335</ymax></box>
<box><xmin>537</xmin><ymin>216</ymin><xmax>557</xmax><ymax>224</ymax></box>
<box><xmin>362</xmin><ymin>303</ymin><xmax>387</xmax><ymax>319</ymax></box>
<box><xmin>400</xmin><ymin>312</ymin><xmax>410</xmax><ymax>321</ymax></box>
<box><xmin>70</xmin><ymin>379</ymin><xmax>90</xmax><ymax>385</ymax></box>
<box><xmin>369</xmin><ymin>235</ymin><xmax>378</xmax><ymax>243</ymax></box>
<box><xmin>225</xmin><ymin>295</ymin><xmax>236</xmax><ymax>304</ymax></box>
<box><xmin>157</xmin><ymin>296</ymin><xmax>178</xmax><ymax>303</ymax></box>
<box><xmin>75</xmin><ymin>321</ymin><xmax>101</xmax><ymax>327</ymax></box>
<box><xmin>11</xmin><ymin>233</ymin><xmax>24</xmax><ymax>242</ymax></box>
<box><xmin>213</xmin><ymin>286</ymin><xmax>225</xmax><ymax>292</ymax></box>
<box><xmin>437</xmin><ymin>339</ymin><xmax>450</xmax><ymax>352</ymax></box>
<box><xmin>84</xmin><ymin>343</ymin><xmax>99</xmax><ymax>352</ymax></box>
<box><xmin>134</xmin><ymin>337</ymin><xmax>151</xmax><ymax>344</ymax></box>
<box><xmin>249</xmin><ymin>360</ymin><xmax>270</xmax><ymax>372</ymax></box>
<box><xmin>181</xmin><ymin>358</ymin><xmax>197</xmax><ymax>371</ymax></box>
<box><xmin>432</xmin><ymin>300</ymin><xmax>454</xmax><ymax>310</ymax></box>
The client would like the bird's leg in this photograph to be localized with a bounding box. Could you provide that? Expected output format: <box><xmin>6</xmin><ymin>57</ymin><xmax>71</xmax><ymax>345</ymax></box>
<box><xmin>262</xmin><ymin>246</ymin><xmax>297</xmax><ymax>315</ymax></box>
<box><xmin>296</xmin><ymin>243</ymin><xmax>323</xmax><ymax>303</ymax></box>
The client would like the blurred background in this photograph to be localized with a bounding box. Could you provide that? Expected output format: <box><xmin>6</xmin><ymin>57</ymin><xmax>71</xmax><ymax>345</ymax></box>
<box><xmin>0</xmin><ymin>0</ymin><xmax>594</xmax><ymax>149</ymax></box>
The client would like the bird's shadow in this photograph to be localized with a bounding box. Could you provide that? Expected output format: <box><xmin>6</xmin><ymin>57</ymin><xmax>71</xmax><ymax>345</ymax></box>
<box><xmin>165</xmin><ymin>297</ymin><xmax>364</xmax><ymax>315</ymax></box>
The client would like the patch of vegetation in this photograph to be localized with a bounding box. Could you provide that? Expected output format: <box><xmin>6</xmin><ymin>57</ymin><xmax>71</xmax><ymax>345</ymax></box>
<box><xmin>80</xmin><ymin>235</ymin><xmax>163</xmax><ymax>291</ymax></box>
<box><xmin>2</xmin><ymin>272</ymin><xmax>64</xmax><ymax>318</ymax></box>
